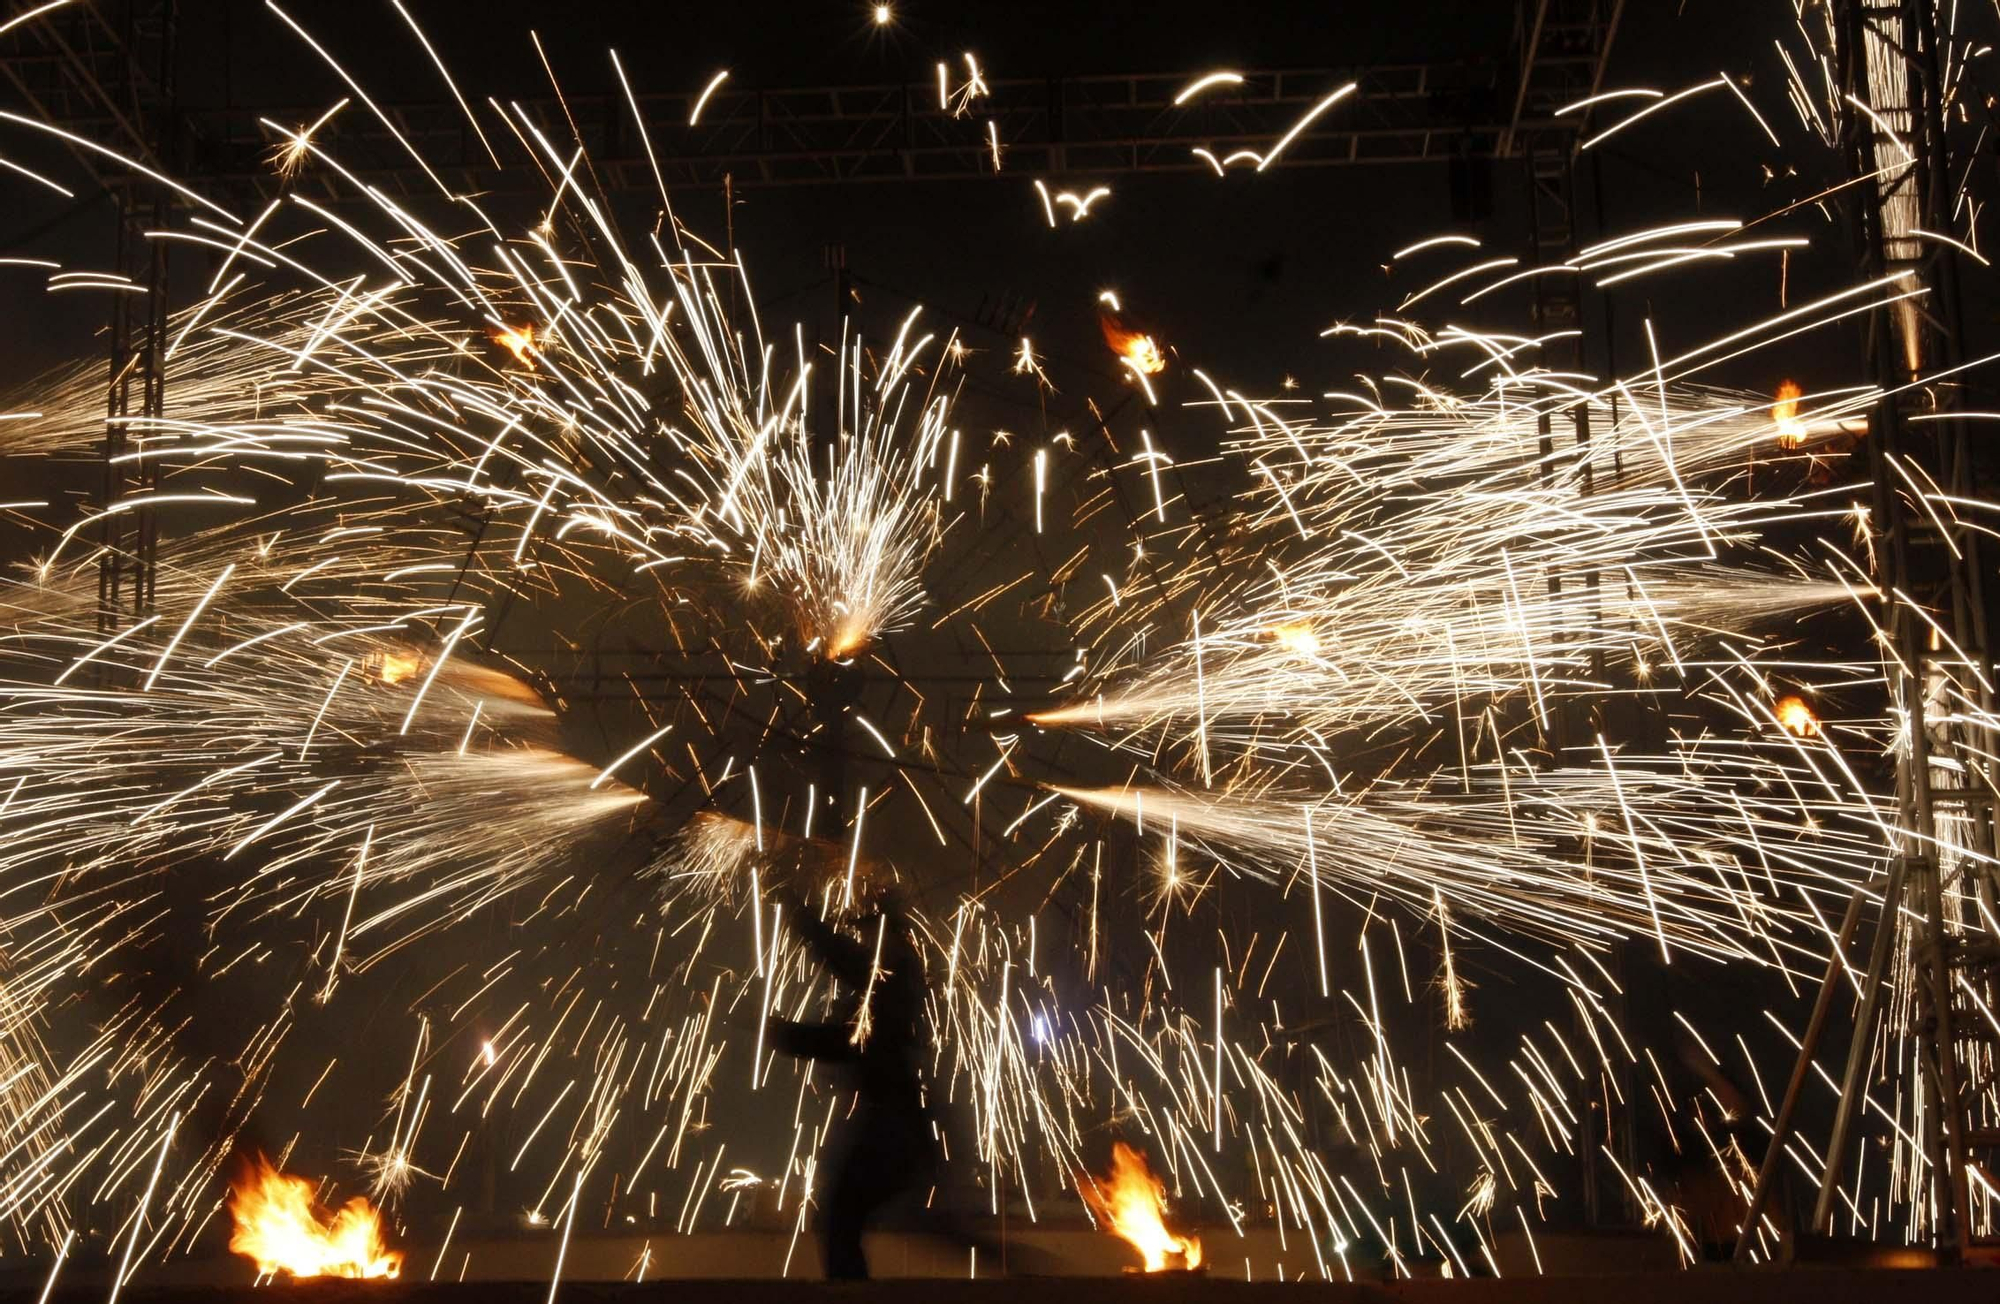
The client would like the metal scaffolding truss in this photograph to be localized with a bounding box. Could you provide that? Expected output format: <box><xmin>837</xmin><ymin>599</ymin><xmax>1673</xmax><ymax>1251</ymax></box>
<box><xmin>0</xmin><ymin>0</ymin><xmax>182</xmax><ymax>629</ymax></box>
<box><xmin>0</xmin><ymin>27</ymin><xmax>1623</xmax><ymax>203</ymax></box>
<box><xmin>0</xmin><ymin>0</ymin><xmax>170</xmax><ymax>178</ymax></box>
<box><xmin>155</xmin><ymin>61</ymin><xmax>1550</xmax><ymax>200</ymax></box>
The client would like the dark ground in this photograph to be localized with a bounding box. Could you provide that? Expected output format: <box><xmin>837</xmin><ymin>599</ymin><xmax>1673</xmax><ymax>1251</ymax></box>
<box><xmin>34</xmin><ymin>1264</ymin><xmax>2000</xmax><ymax>1304</ymax></box>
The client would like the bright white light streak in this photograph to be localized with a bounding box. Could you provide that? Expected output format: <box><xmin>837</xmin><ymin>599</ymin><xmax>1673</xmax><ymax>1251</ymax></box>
<box><xmin>1139</xmin><ymin>429</ymin><xmax>1168</xmax><ymax>522</ymax></box>
<box><xmin>225</xmin><ymin>779</ymin><xmax>338</xmax><ymax>861</ymax></box>
<box><xmin>690</xmin><ymin>71</ymin><xmax>730</xmax><ymax>125</ymax></box>
<box><xmin>1912</xmin><ymin>227</ymin><xmax>1990</xmax><ymax>265</ymax></box>
<box><xmin>0</xmin><ymin>153</ymin><xmax>74</xmax><ymax>197</ymax></box>
<box><xmin>0</xmin><ymin>108</ymin><xmax>237</xmax><ymax>220</ymax></box>
<box><xmin>430</xmin><ymin>1207</ymin><xmax>462</xmax><ymax>1281</ymax></box>
<box><xmin>843</xmin><ymin>786</ymin><xmax>869</xmax><ymax>908</ymax></box>
<box><xmin>1032</xmin><ymin>179</ymin><xmax>1057</xmax><ymax>228</ymax></box>
<box><xmin>547</xmin><ymin>1173</ymin><xmax>582</xmax><ymax>1304</ymax></box>
<box><xmin>593</xmin><ymin>723</ymin><xmax>675</xmax><ymax>789</ymax></box>
<box><xmin>1580</xmin><ymin>77</ymin><xmax>1727</xmax><ymax>152</ymax></box>
<box><xmin>1721</xmin><ymin>73</ymin><xmax>1780</xmax><ymax>147</ymax></box>
<box><xmin>398</xmin><ymin>606</ymin><xmax>477</xmax><ymax>734</ymax></box>
<box><xmin>54</xmin><ymin>614</ymin><xmax>160</xmax><ymax>686</ymax></box>
<box><xmin>300</xmin><ymin>659</ymin><xmax>353</xmax><ymax>760</ymax></box>
<box><xmin>1398</xmin><ymin>256</ymin><xmax>1518</xmax><ymax>311</ymax></box>
<box><xmin>1598</xmin><ymin>732</ymin><xmax>1669</xmax><ymax>963</ymax></box>
<box><xmin>854</xmin><ymin>715</ymin><xmax>898</xmax><ymax>759</ymax></box>
<box><xmin>963</xmin><ymin>741</ymin><xmax>1015</xmax><ymax>804</ymax></box>
<box><xmin>1212</xmin><ymin>965</ymin><xmax>1224</xmax><ymax>1151</ymax></box>
<box><xmin>1306</xmin><ymin>806</ymin><xmax>1328</xmax><ymax>997</ymax></box>
<box><xmin>202</xmin><ymin>621</ymin><xmax>308</xmax><ymax>669</ymax></box>
<box><xmin>1257</xmin><ymin>83</ymin><xmax>1356</xmax><ymax>171</ymax></box>
<box><xmin>1174</xmin><ymin>71</ymin><xmax>1244</xmax><ymax>104</ymax></box>
<box><xmin>321</xmin><ymin>824</ymin><xmax>372</xmax><ymax>1002</ymax></box>
<box><xmin>1033</xmin><ymin>448</ymin><xmax>1046</xmax><ymax>533</ymax></box>
<box><xmin>1392</xmin><ymin>233</ymin><xmax>1481</xmax><ymax>260</ymax></box>
<box><xmin>34</xmin><ymin>1228</ymin><xmax>73</xmax><ymax>1304</ymax></box>
<box><xmin>392</xmin><ymin>0</ymin><xmax>500</xmax><ymax>166</ymax></box>
<box><xmin>1192</xmin><ymin>608</ymin><xmax>1212</xmax><ymax>787</ymax></box>
<box><xmin>106</xmin><ymin>1114</ymin><xmax>176</xmax><ymax>1304</ymax></box>
<box><xmin>0</xmin><ymin>0</ymin><xmax>77</xmax><ymax>41</ymax></box>
<box><xmin>144</xmin><ymin>563</ymin><xmax>235</xmax><ymax>690</ymax></box>
<box><xmin>1556</xmin><ymin>87</ymin><xmax>1663</xmax><ymax>115</ymax></box>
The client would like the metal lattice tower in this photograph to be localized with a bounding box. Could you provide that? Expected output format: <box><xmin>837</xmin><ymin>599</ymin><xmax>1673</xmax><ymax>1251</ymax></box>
<box><xmin>1</xmin><ymin>0</ymin><xmax>180</xmax><ymax>629</ymax></box>
<box><xmin>1737</xmin><ymin>0</ymin><xmax>1999</xmax><ymax>1265</ymax></box>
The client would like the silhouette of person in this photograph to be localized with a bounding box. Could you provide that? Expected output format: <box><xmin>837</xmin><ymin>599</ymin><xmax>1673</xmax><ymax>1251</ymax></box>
<box><xmin>767</xmin><ymin>887</ymin><xmax>930</xmax><ymax>1280</ymax></box>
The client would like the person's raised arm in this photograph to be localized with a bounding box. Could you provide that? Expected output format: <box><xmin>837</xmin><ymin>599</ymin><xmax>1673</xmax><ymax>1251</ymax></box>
<box><xmin>791</xmin><ymin>900</ymin><xmax>874</xmax><ymax>987</ymax></box>
<box><xmin>765</xmin><ymin>1014</ymin><xmax>856</xmax><ymax>1062</ymax></box>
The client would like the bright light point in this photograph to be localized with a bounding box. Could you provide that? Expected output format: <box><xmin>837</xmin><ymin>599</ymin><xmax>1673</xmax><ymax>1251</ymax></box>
<box><xmin>1772</xmin><ymin>379</ymin><xmax>1807</xmax><ymax>448</ymax></box>
<box><xmin>1268</xmin><ymin>622</ymin><xmax>1320</xmax><ymax>656</ymax></box>
<box><xmin>1774</xmin><ymin>694</ymin><xmax>1820</xmax><ymax>737</ymax></box>
<box><xmin>1105</xmin><ymin>325</ymin><xmax>1165</xmax><ymax>375</ymax></box>
<box><xmin>491</xmin><ymin>323</ymin><xmax>536</xmax><ymax>366</ymax></box>
<box><xmin>872</xmin><ymin>3</ymin><xmax>892</xmax><ymax>23</ymax></box>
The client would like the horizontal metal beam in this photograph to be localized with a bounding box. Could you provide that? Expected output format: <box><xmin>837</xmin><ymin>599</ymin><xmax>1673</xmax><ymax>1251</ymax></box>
<box><xmin>6</xmin><ymin>59</ymin><xmax>1597</xmax><ymax>200</ymax></box>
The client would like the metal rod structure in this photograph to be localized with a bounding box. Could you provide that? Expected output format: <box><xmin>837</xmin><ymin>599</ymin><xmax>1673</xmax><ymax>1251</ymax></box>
<box><xmin>1732</xmin><ymin>883</ymin><xmax>1869</xmax><ymax>1262</ymax></box>
<box><xmin>1747</xmin><ymin>0</ymin><xmax>1999</xmax><ymax>1264</ymax></box>
<box><xmin>1812</xmin><ymin>858</ymin><xmax>1910</xmax><ymax>1233</ymax></box>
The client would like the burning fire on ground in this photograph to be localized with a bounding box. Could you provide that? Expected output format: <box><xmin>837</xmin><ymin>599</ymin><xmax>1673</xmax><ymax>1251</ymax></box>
<box><xmin>228</xmin><ymin>1155</ymin><xmax>402</xmax><ymax>1280</ymax></box>
<box><xmin>1082</xmin><ymin>1141</ymin><xmax>1202</xmax><ymax>1272</ymax></box>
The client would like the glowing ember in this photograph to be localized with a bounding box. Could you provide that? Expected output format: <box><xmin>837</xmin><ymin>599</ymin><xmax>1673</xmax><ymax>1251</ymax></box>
<box><xmin>1268</xmin><ymin>622</ymin><xmax>1321</xmax><ymax>656</ymax></box>
<box><xmin>1099</xmin><ymin>314</ymin><xmax>1167</xmax><ymax>376</ymax></box>
<box><xmin>227</xmin><ymin>1155</ymin><xmax>402</xmax><ymax>1280</ymax></box>
<box><xmin>492</xmin><ymin>322</ymin><xmax>537</xmax><ymax>366</ymax></box>
<box><xmin>1774</xmin><ymin>694</ymin><xmax>1820</xmax><ymax>737</ymax></box>
<box><xmin>1772</xmin><ymin>379</ymin><xmax>1807</xmax><ymax>449</ymax></box>
<box><xmin>824</xmin><ymin>624</ymin><xmax>870</xmax><ymax>660</ymax></box>
<box><xmin>365</xmin><ymin>649</ymin><xmax>422</xmax><ymax>685</ymax></box>
<box><xmin>1082</xmin><ymin>1141</ymin><xmax>1202</xmax><ymax>1272</ymax></box>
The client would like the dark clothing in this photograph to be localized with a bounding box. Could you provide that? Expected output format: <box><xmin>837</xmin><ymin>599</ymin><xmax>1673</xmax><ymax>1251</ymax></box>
<box><xmin>821</xmin><ymin>1103</ymin><xmax>932</xmax><ymax>1279</ymax></box>
<box><xmin>768</xmin><ymin>903</ymin><xmax>929</xmax><ymax>1280</ymax></box>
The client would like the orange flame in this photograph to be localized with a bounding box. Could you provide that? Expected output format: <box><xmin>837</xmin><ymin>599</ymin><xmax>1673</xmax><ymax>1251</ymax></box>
<box><xmin>1774</xmin><ymin>694</ymin><xmax>1820</xmax><ymax>738</ymax></box>
<box><xmin>227</xmin><ymin>1156</ymin><xmax>402</xmax><ymax>1280</ymax></box>
<box><xmin>492</xmin><ymin>323</ymin><xmax>537</xmax><ymax>366</ymax></box>
<box><xmin>1772</xmin><ymin>380</ymin><xmax>1806</xmax><ymax>449</ymax></box>
<box><xmin>1099</xmin><ymin>315</ymin><xmax>1166</xmax><ymax>376</ymax></box>
<box><xmin>1082</xmin><ymin>1141</ymin><xmax>1202</xmax><ymax>1272</ymax></box>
